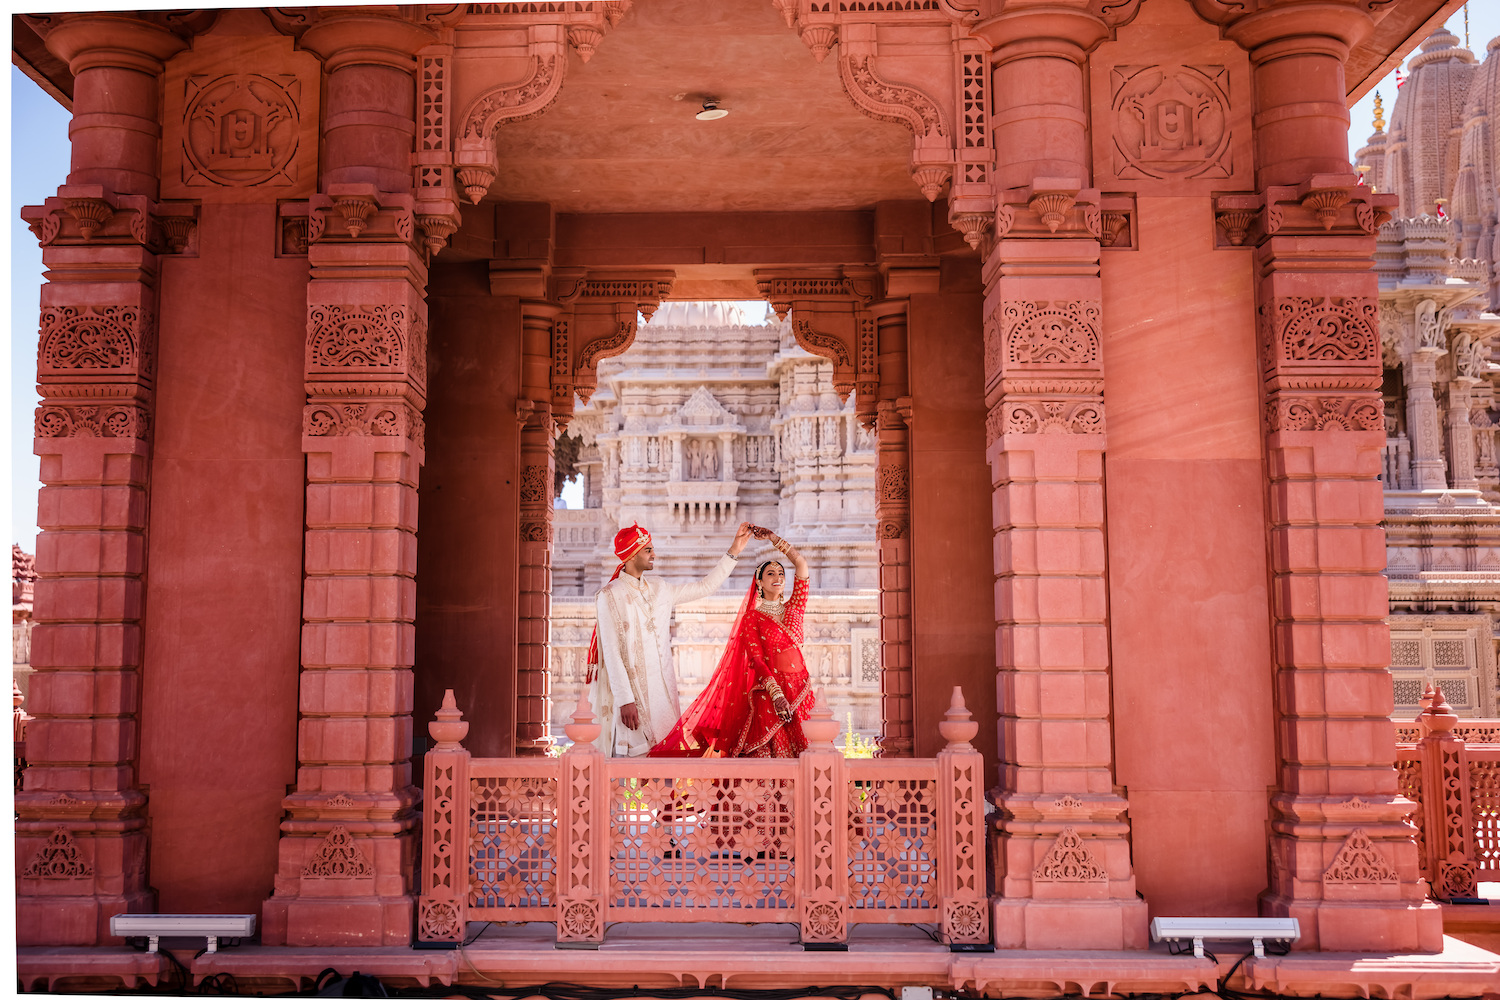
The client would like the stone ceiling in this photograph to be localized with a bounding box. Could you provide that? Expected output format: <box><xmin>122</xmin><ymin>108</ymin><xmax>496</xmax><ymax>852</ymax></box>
<box><xmin>485</xmin><ymin>0</ymin><xmax>916</xmax><ymax>214</ymax></box>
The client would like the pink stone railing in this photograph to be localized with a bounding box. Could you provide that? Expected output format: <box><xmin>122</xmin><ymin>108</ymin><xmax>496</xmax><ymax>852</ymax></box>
<box><xmin>1395</xmin><ymin>688</ymin><xmax>1500</xmax><ymax>899</ymax></box>
<box><xmin>418</xmin><ymin>687</ymin><xmax>989</xmax><ymax>947</ymax></box>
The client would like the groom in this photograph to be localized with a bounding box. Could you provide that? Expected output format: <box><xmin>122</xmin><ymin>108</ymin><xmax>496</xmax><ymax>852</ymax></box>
<box><xmin>587</xmin><ymin>521</ymin><xmax>752</xmax><ymax>756</ymax></box>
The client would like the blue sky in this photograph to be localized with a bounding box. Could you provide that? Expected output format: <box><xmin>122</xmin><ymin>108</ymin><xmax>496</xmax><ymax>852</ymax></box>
<box><xmin>9</xmin><ymin>5</ymin><xmax>1500</xmax><ymax>549</ymax></box>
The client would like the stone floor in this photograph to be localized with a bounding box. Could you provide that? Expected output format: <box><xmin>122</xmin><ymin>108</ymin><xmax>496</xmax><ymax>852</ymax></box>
<box><xmin>20</xmin><ymin>923</ymin><xmax>1500</xmax><ymax>997</ymax></box>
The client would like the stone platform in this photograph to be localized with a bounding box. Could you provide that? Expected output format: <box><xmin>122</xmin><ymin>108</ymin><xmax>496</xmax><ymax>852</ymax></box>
<box><xmin>20</xmin><ymin>924</ymin><xmax>1500</xmax><ymax>997</ymax></box>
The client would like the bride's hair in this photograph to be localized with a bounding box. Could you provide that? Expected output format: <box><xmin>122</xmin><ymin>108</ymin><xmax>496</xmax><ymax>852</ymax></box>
<box><xmin>754</xmin><ymin>559</ymin><xmax>785</xmax><ymax>599</ymax></box>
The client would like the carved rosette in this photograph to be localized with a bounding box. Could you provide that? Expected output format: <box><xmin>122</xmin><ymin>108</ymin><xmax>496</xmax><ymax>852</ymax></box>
<box><xmin>557</xmin><ymin>898</ymin><xmax>603</xmax><ymax>942</ymax></box>
<box><xmin>942</xmin><ymin>898</ymin><xmax>989</xmax><ymax>944</ymax></box>
<box><xmin>418</xmin><ymin>897</ymin><xmax>463</xmax><ymax>942</ymax></box>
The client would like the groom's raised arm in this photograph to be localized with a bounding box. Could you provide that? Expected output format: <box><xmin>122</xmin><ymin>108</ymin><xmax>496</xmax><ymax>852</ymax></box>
<box><xmin>671</xmin><ymin>522</ymin><xmax>751</xmax><ymax>606</ymax></box>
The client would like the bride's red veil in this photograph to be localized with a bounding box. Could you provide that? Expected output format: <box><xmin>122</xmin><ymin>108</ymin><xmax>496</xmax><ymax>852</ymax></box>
<box><xmin>648</xmin><ymin>577</ymin><xmax>763</xmax><ymax>757</ymax></box>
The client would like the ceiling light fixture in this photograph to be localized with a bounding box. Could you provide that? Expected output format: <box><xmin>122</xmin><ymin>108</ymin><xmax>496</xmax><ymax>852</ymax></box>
<box><xmin>695</xmin><ymin>98</ymin><xmax>729</xmax><ymax>121</ymax></box>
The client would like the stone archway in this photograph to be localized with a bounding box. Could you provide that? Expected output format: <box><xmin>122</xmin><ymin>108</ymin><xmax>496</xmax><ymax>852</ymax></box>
<box><xmin>411</xmin><ymin>1</ymin><xmax>996</xmax><ymax>771</ymax></box>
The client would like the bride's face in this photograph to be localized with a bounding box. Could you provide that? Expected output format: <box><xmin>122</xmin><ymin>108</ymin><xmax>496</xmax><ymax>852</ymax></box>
<box><xmin>758</xmin><ymin>561</ymin><xmax>786</xmax><ymax>601</ymax></box>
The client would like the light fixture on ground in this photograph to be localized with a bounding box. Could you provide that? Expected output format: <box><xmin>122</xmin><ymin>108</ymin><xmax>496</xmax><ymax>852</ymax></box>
<box><xmin>695</xmin><ymin>98</ymin><xmax>729</xmax><ymax>121</ymax></box>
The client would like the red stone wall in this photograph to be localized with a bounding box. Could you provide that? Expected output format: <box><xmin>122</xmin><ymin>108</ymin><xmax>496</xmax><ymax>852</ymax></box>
<box><xmin>1102</xmin><ymin>194</ymin><xmax>1277</xmax><ymax>917</ymax></box>
<box><xmin>415</xmin><ymin>271</ymin><xmax>524</xmax><ymax>759</ymax></box>
<box><xmin>139</xmin><ymin>203</ymin><xmax>307</xmax><ymax>914</ymax></box>
<box><xmin>907</xmin><ymin>276</ymin><xmax>998</xmax><ymax>789</ymax></box>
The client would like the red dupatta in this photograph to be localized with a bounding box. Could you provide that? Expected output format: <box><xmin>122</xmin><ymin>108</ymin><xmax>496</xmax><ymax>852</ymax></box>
<box><xmin>648</xmin><ymin>578</ymin><xmax>761</xmax><ymax>758</ymax></box>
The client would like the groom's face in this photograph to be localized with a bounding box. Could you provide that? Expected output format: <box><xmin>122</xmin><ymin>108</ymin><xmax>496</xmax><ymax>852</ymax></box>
<box><xmin>629</xmin><ymin>544</ymin><xmax>655</xmax><ymax>572</ymax></box>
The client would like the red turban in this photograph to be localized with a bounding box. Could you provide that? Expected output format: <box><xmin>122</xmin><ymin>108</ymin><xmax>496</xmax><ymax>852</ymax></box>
<box><xmin>613</xmin><ymin>523</ymin><xmax>651</xmax><ymax>564</ymax></box>
<box><xmin>586</xmin><ymin>523</ymin><xmax>652</xmax><ymax>682</ymax></box>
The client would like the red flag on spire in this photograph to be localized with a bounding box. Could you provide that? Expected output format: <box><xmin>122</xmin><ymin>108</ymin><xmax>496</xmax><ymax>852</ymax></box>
<box><xmin>1396</xmin><ymin>67</ymin><xmax>1407</xmax><ymax>88</ymax></box>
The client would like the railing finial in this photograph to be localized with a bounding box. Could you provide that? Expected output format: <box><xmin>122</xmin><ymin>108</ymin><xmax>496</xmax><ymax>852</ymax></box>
<box><xmin>1417</xmin><ymin>684</ymin><xmax>1459</xmax><ymax>738</ymax></box>
<box><xmin>429</xmin><ymin>688</ymin><xmax>469</xmax><ymax>750</ymax></box>
<box><xmin>802</xmin><ymin>688</ymin><xmax>839</xmax><ymax>748</ymax></box>
<box><xmin>939</xmin><ymin>686</ymin><xmax>978</xmax><ymax>750</ymax></box>
<box><xmin>564</xmin><ymin>691</ymin><xmax>601</xmax><ymax>747</ymax></box>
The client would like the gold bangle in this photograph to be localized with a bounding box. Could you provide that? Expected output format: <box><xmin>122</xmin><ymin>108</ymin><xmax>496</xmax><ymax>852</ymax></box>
<box><xmin>763</xmin><ymin>677</ymin><xmax>785</xmax><ymax>701</ymax></box>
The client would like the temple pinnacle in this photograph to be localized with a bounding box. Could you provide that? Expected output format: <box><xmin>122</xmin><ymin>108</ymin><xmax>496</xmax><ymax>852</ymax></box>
<box><xmin>1373</xmin><ymin>92</ymin><xmax>1385</xmax><ymax>133</ymax></box>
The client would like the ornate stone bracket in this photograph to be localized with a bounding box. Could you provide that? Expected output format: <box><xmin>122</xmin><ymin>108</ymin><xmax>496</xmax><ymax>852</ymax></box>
<box><xmin>756</xmin><ymin>268</ymin><xmax>881</xmax><ymax>416</ymax></box>
<box><xmin>1213</xmin><ymin>178</ymin><xmax>1396</xmax><ymax>249</ymax></box>
<box><xmin>22</xmin><ymin>188</ymin><xmax>200</xmax><ymax>256</ymax></box>
<box><xmin>454</xmin><ymin>44</ymin><xmax>569</xmax><ymax>206</ymax></box>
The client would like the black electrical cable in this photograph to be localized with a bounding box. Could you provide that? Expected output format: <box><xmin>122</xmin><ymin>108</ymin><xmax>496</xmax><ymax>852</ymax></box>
<box><xmin>324</xmin><ymin>982</ymin><xmax>902</xmax><ymax>1000</ymax></box>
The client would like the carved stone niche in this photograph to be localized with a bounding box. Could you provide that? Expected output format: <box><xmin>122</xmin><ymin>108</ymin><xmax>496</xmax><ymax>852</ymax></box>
<box><xmin>1088</xmin><ymin>0</ymin><xmax>1252</xmax><ymax>196</ymax></box>
<box><xmin>160</xmin><ymin>11</ymin><xmax>320</xmax><ymax>202</ymax></box>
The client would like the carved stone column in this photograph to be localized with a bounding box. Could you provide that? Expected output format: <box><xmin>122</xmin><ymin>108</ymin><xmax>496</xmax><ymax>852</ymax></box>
<box><xmin>974</xmin><ymin>4</ymin><xmax>1146</xmax><ymax>951</ymax></box>
<box><xmin>872</xmin><ymin>302</ymin><xmax>914</xmax><ymax>756</ymax></box>
<box><xmin>15</xmin><ymin>12</ymin><xmax>186</xmax><ymax>947</ymax></box>
<box><xmin>1446</xmin><ymin>373</ymin><xmax>1480</xmax><ymax>491</ymax></box>
<box><xmin>1405</xmin><ymin>338</ymin><xmax>1448</xmax><ymax>491</ymax></box>
<box><xmin>518</xmin><ymin>300</ymin><xmax>560</xmax><ymax>755</ymax></box>
<box><xmin>874</xmin><ymin>399</ymin><xmax>913</xmax><ymax>756</ymax></box>
<box><xmin>1218</xmin><ymin>1</ymin><xmax>1441</xmax><ymax>951</ymax></box>
<box><xmin>261</xmin><ymin>9</ymin><xmax>441</xmax><ymax>947</ymax></box>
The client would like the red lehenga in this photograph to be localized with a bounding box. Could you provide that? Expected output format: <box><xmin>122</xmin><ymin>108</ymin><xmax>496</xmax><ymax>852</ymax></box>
<box><xmin>649</xmin><ymin>576</ymin><xmax>815</xmax><ymax>758</ymax></box>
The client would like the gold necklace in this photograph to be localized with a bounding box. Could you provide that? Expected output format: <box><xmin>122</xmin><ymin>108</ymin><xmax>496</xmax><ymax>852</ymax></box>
<box><xmin>756</xmin><ymin>596</ymin><xmax>786</xmax><ymax>621</ymax></box>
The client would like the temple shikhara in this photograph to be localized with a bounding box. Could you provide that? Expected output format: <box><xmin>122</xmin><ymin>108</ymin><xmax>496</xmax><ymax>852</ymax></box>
<box><xmin>12</xmin><ymin>0</ymin><xmax>1500</xmax><ymax>995</ymax></box>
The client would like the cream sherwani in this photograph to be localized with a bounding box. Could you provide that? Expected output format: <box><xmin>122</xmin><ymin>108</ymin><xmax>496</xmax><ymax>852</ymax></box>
<box><xmin>591</xmin><ymin>554</ymin><xmax>738</xmax><ymax>756</ymax></box>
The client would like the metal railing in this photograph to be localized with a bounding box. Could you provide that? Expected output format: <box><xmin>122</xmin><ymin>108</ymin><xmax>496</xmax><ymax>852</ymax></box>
<box><xmin>418</xmin><ymin>688</ymin><xmax>989</xmax><ymax>947</ymax></box>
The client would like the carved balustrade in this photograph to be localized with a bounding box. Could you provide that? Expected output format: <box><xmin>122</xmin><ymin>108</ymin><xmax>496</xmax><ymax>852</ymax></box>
<box><xmin>418</xmin><ymin>688</ymin><xmax>989</xmax><ymax>948</ymax></box>
<box><xmin>1395</xmin><ymin>688</ymin><xmax>1500</xmax><ymax>901</ymax></box>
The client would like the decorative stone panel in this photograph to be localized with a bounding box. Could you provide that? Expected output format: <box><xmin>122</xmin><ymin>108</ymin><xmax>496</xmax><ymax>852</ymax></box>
<box><xmin>161</xmin><ymin>24</ymin><xmax>319</xmax><ymax>201</ymax></box>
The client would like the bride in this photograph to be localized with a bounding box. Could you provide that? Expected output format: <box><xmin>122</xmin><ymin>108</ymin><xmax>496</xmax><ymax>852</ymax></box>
<box><xmin>649</xmin><ymin>528</ymin><xmax>815</xmax><ymax>758</ymax></box>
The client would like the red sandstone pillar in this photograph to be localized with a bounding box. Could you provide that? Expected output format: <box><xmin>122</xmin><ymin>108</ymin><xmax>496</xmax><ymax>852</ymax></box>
<box><xmin>517</xmin><ymin>300</ymin><xmax>560</xmax><ymax>755</ymax></box>
<box><xmin>973</xmin><ymin>6</ymin><xmax>1147</xmax><ymax>950</ymax></box>
<box><xmin>261</xmin><ymin>10</ymin><xmax>443</xmax><ymax>946</ymax></box>
<box><xmin>15</xmin><ymin>13</ymin><xmax>185</xmax><ymax>946</ymax></box>
<box><xmin>873</xmin><ymin>302</ymin><xmax>914</xmax><ymax>757</ymax></box>
<box><xmin>1219</xmin><ymin>3</ymin><xmax>1442</xmax><ymax>951</ymax></box>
